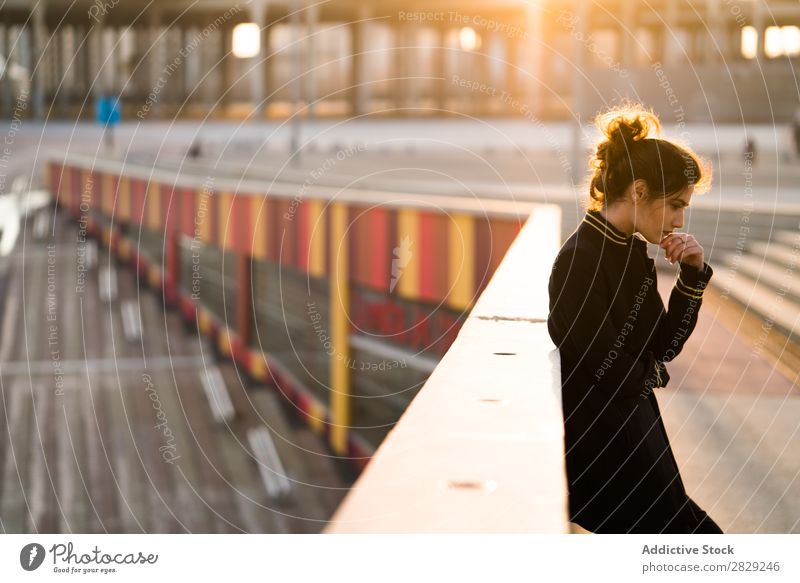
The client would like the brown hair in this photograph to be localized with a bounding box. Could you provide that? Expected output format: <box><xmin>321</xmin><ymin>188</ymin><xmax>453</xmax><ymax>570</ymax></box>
<box><xmin>585</xmin><ymin>103</ymin><xmax>711</xmax><ymax>212</ymax></box>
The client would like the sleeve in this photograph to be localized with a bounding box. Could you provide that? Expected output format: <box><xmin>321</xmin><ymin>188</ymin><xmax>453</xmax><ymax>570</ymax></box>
<box><xmin>650</xmin><ymin>260</ymin><xmax>714</xmax><ymax>364</ymax></box>
<box><xmin>547</xmin><ymin>248</ymin><xmax>663</xmax><ymax>400</ymax></box>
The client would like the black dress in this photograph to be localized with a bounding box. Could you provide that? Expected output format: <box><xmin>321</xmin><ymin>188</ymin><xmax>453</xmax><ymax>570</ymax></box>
<box><xmin>547</xmin><ymin>209</ymin><xmax>722</xmax><ymax>533</ymax></box>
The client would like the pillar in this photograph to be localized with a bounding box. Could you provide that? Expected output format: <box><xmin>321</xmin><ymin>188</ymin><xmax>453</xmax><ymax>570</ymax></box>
<box><xmin>524</xmin><ymin>3</ymin><xmax>544</xmax><ymax>118</ymax></box>
<box><xmin>706</xmin><ymin>0</ymin><xmax>724</xmax><ymax>63</ymax></box>
<box><xmin>619</xmin><ymin>1</ymin><xmax>635</xmax><ymax>68</ymax></box>
<box><xmin>182</xmin><ymin>26</ymin><xmax>193</xmax><ymax>109</ymax></box>
<box><xmin>349</xmin><ymin>7</ymin><xmax>371</xmax><ymax>116</ymax></box>
<box><xmin>78</xmin><ymin>25</ymin><xmax>93</xmax><ymax>110</ymax></box>
<box><xmin>75</xmin><ymin>25</ymin><xmax>89</xmax><ymax>104</ymax></box>
<box><xmin>305</xmin><ymin>1</ymin><xmax>318</xmax><ymax>118</ymax></box>
<box><xmin>615</xmin><ymin>2</ymin><xmax>636</xmax><ymax>100</ymax></box>
<box><xmin>105</xmin><ymin>27</ymin><xmax>118</xmax><ymax>95</ymax></box>
<box><xmin>261</xmin><ymin>23</ymin><xmax>273</xmax><ymax>117</ymax></box>
<box><xmin>87</xmin><ymin>18</ymin><xmax>105</xmax><ymax>98</ymax></box>
<box><xmin>753</xmin><ymin>1</ymin><xmax>765</xmax><ymax>61</ymax></box>
<box><xmin>219</xmin><ymin>22</ymin><xmax>233</xmax><ymax>110</ymax></box>
<box><xmin>473</xmin><ymin>30</ymin><xmax>491</xmax><ymax>116</ymax></box>
<box><xmin>203</xmin><ymin>29</ymin><xmax>219</xmax><ymax>111</ymax></box>
<box><xmin>54</xmin><ymin>26</ymin><xmax>68</xmax><ymax>116</ymax></box>
<box><xmin>31</xmin><ymin>1</ymin><xmax>46</xmax><ymax>118</ymax></box>
<box><xmin>433</xmin><ymin>24</ymin><xmax>448</xmax><ymax>112</ymax></box>
<box><xmin>147</xmin><ymin>8</ymin><xmax>163</xmax><ymax>117</ymax></box>
<box><xmin>135</xmin><ymin>26</ymin><xmax>149</xmax><ymax>104</ymax></box>
<box><xmin>1</xmin><ymin>25</ymin><xmax>12</xmax><ymax>118</ymax></box>
<box><xmin>393</xmin><ymin>22</ymin><xmax>408</xmax><ymax>112</ymax></box>
<box><xmin>650</xmin><ymin>25</ymin><xmax>664</xmax><ymax>64</ymax></box>
<box><xmin>663</xmin><ymin>0</ymin><xmax>680</xmax><ymax>65</ymax></box>
<box><xmin>404</xmin><ymin>26</ymin><xmax>419</xmax><ymax>115</ymax></box>
<box><xmin>570</xmin><ymin>0</ymin><xmax>589</xmax><ymax>185</ymax></box>
<box><xmin>729</xmin><ymin>21</ymin><xmax>743</xmax><ymax>61</ymax></box>
<box><xmin>249</xmin><ymin>0</ymin><xmax>268</xmax><ymax>118</ymax></box>
<box><xmin>504</xmin><ymin>30</ymin><xmax>519</xmax><ymax>106</ymax></box>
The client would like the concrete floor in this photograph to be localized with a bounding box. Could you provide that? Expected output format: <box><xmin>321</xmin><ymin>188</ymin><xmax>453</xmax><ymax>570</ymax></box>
<box><xmin>654</xmin><ymin>269</ymin><xmax>800</xmax><ymax>533</ymax></box>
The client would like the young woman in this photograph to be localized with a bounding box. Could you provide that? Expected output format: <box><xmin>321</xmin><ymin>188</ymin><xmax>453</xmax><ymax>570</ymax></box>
<box><xmin>547</xmin><ymin>105</ymin><xmax>723</xmax><ymax>534</ymax></box>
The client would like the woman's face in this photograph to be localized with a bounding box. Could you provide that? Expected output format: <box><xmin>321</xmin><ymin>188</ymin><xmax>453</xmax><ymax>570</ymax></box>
<box><xmin>635</xmin><ymin>186</ymin><xmax>694</xmax><ymax>244</ymax></box>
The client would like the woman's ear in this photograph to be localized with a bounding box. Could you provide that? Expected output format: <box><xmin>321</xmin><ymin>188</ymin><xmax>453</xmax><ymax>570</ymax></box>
<box><xmin>631</xmin><ymin>179</ymin><xmax>648</xmax><ymax>203</ymax></box>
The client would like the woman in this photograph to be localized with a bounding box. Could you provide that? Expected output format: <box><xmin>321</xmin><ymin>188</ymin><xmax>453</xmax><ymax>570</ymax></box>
<box><xmin>547</xmin><ymin>105</ymin><xmax>723</xmax><ymax>534</ymax></box>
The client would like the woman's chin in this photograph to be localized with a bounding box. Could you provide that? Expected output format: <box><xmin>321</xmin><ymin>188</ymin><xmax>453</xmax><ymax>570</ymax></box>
<box><xmin>640</xmin><ymin>232</ymin><xmax>661</xmax><ymax>245</ymax></box>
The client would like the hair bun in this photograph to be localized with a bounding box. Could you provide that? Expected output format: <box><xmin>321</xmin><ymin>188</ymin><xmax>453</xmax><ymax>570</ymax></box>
<box><xmin>596</xmin><ymin>105</ymin><xmax>661</xmax><ymax>148</ymax></box>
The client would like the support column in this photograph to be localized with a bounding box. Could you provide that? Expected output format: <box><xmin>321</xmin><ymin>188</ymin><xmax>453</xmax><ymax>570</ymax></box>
<box><xmin>79</xmin><ymin>26</ymin><xmax>93</xmax><ymax>110</ymax></box>
<box><xmin>729</xmin><ymin>22</ymin><xmax>743</xmax><ymax>61</ymax></box>
<box><xmin>106</xmin><ymin>27</ymin><xmax>118</xmax><ymax>95</ymax></box>
<box><xmin>433</xmin><ymin>24</ymin><xmax>448</xmax><ymax>112</ymax></box>
<box><xmin>663</xmin><ymin>0</ymin><xmax>679</xmax><ymax>65</ymax></box>
<box><xmin>523</xmin><ymin>3</ymin><xmax>544</xmax><ymax>118</ymax></box>
<box><xmin>473</xmin><ymin>30</ymin><xmax>491</xmax><ymax>116</ymax></box>
<box><xmin>570</xmin><ymin>0</ymin><xmax>589</xmax><ymax>185</ymax></box>
<box><xmin>348</xmin><ymin>7</ymin><xmax>370</xmax><ymax>116</ymax></box>
<box><xmin>219</xmin><ymin>22</ymin><xmax>233</xmax><ymax>111</ymax></box>
<box><xmin>753</xmin><ymin>2</ymin><xmax>765</xmax><ymax>61</ymax></box>
<box><xmin>74</xmin><ymin>26</ymin><xmax>87</xmax><ymax>106</ymax></box>
<box><xmin>261</xmin><ymin>23</ymin><xmax>273</xmax><ymax>117</ymax></box>
<box><xmin>504</xmin><ymin>29</ymin><xmax>519</xmax><ymax>107</ymax></box>
<box><xmin>135</xmin><ymin>26</ymin><xmax>149</xmax><ymax>104</ymax></box>
<box><xmin>404</xmin><ymin>26</ymin><xmax>419</xmax><ymax>115</ymax></box>
<box><xmin>53</xmin><ymin>26</ymin><xmax>67</xmax><ymax>116</ymax></box>
<box><xmin>200</xmin><ymin>26</ymin><xmax>216</xmax><ymax>109</ymax></box>
<box><xmin>176</xmin><ymin>27</ymin><xmax>189</xmax><ymax>105</ymax></box>
<box><xmin>147</xmin><ymin>8</ymin><xmax>163</xmax><ymax>118</ymax></box>
<box><xmin>1</xmin><ymin>26</ymin><xmax>13</xmax><ymax>118</ymax></box>
<box><xmin>650</xmin><ymin>25</ymin><xmax>663</xmax><ymax>64</ymax></box>
<box><xmin>393</xmin><ymin>22</ymin><xmax>407</xmax><ymax>112</ymax></box>
<box><xmin>305</xmin><ymin>1</ymin><xmax>318</xmax><ymax>118</ymax></box>
<box><xmin>615</xmin><ymin>3</ymin><xmax>636</xmax><ymax>100</ymax></box>
<box><xmin>88</xmin><ymin>18</ymin><xmax>105</xmax><ymax>98</ymax></box>
<box><xmin>619</xmin><ymin>1</ymin><xmax>635</xmax><ymax>68</ymax></box>
<box><xmin>31</xmin><ymin>1</ymin><xmax>46</xmax><ymax>118</ymax></box>
<box><xmin>249</xmin><ymin>0</ymin><xmax>268</xmax><ymax>118</ymax></box>
<box><xmin>706</xmin><ymin>0</ymin><xmax>723</xmax><ymax>63</ymax></box>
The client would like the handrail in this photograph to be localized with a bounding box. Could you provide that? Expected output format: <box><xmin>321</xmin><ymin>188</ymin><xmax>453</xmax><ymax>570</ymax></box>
<box><xmin>325</xmin><ymin>205</ymin><xmax>568</xmax><ymax>533</ymax></box>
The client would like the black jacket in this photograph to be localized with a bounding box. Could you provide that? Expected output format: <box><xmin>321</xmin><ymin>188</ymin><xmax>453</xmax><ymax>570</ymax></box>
<box><xmin>547</xmin><ymin>209</ymin><xmax>714</xmax><ymax>533</ymax></box>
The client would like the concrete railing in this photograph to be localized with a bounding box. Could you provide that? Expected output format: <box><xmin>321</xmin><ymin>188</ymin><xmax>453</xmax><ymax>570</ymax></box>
<box><xmin>325</xmin><ymin>205</ymin><xmax>568</xmax><ymax>533</ymax></box>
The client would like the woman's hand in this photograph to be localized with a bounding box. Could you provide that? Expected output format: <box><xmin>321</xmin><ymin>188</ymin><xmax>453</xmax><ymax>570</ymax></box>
<box><xmin>659</xmin><ymin>233</ymin><xmax>705</xmax><ymax>269</ymax></box>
